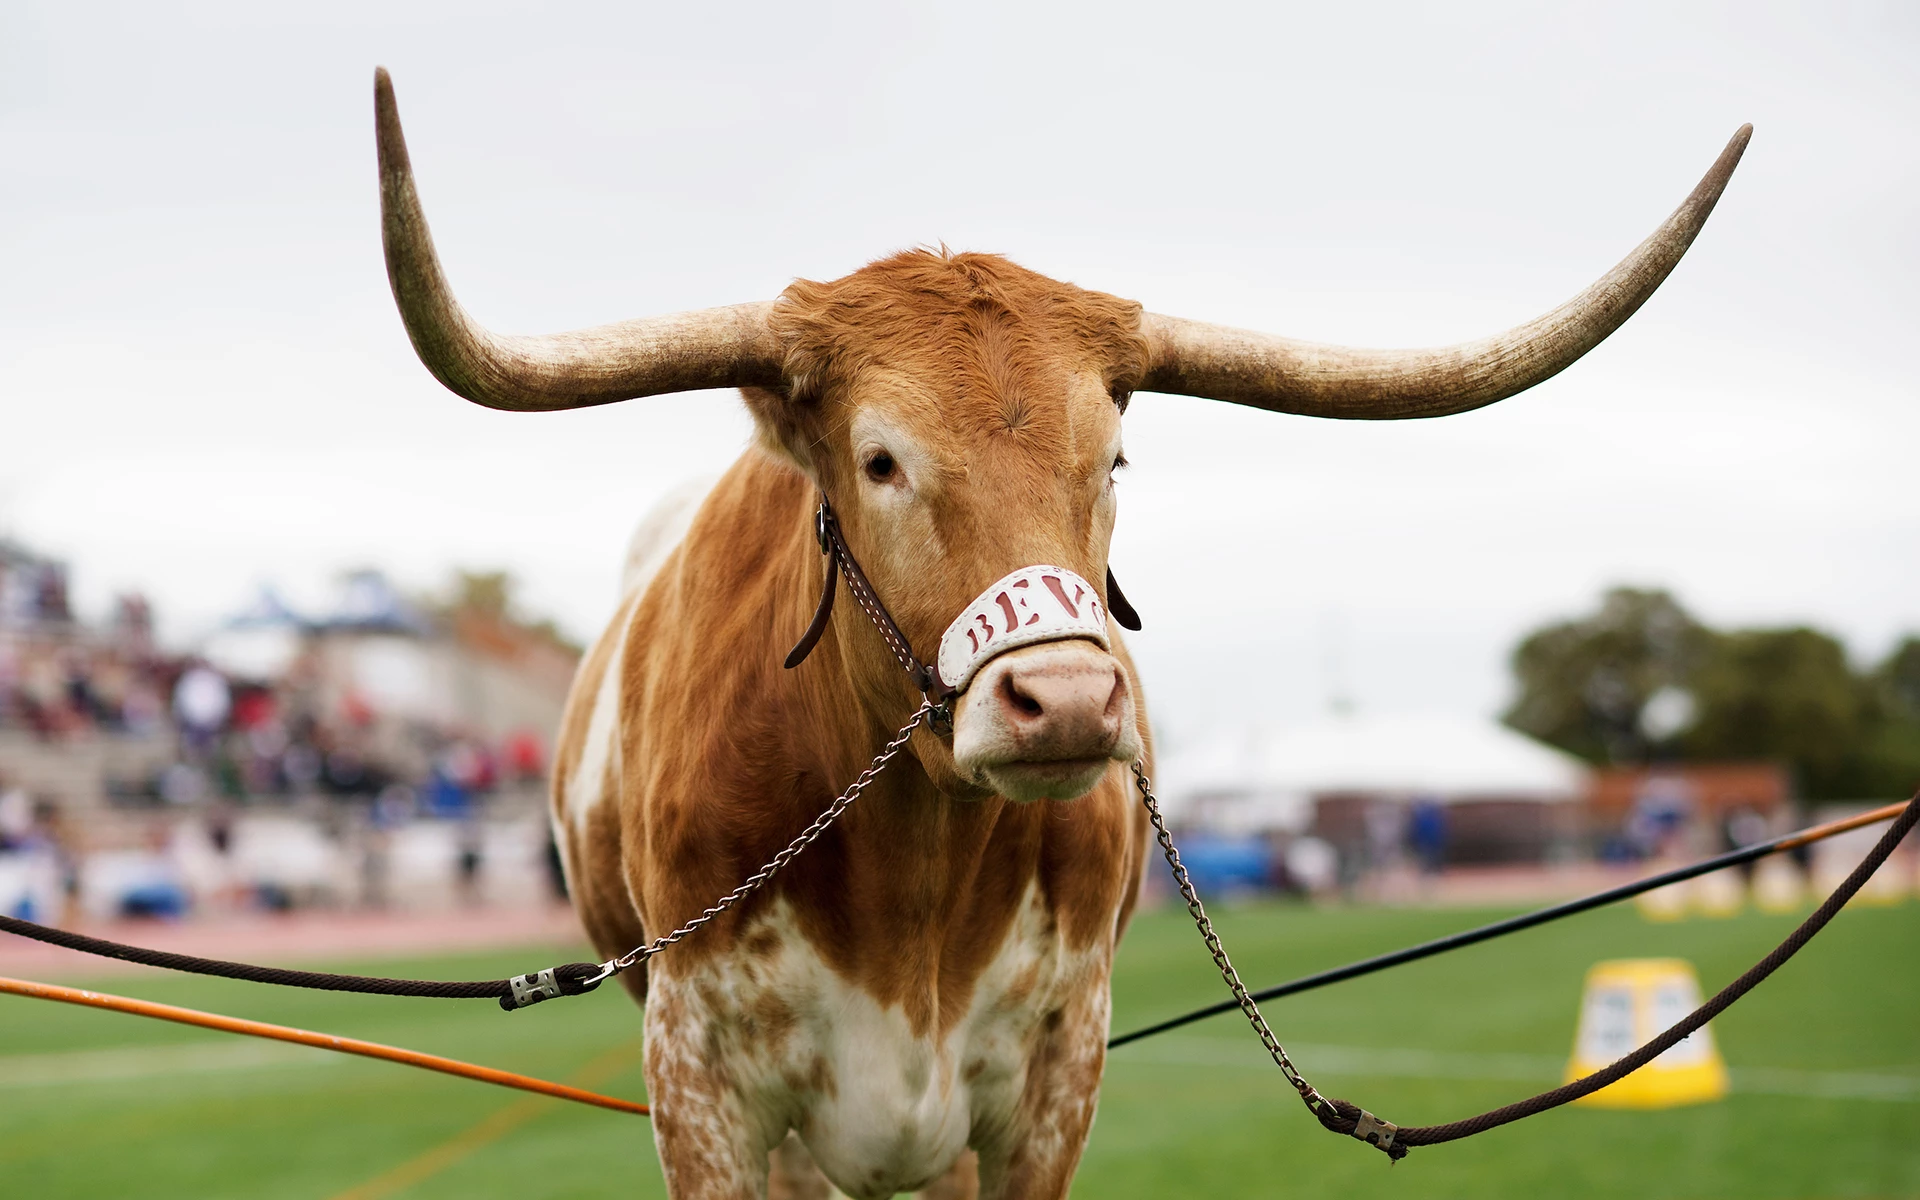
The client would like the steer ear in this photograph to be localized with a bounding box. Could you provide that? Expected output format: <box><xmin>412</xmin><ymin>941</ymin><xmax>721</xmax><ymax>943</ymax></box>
<box><xmin>1106</xmin><ymin>568</ymin><xmax>1142</xmax><ymax>631</ymax></box>
<box><xmin>739</xmin><ymin>384</ymin><xmax>824</xmax><ymax>478</ymax></box>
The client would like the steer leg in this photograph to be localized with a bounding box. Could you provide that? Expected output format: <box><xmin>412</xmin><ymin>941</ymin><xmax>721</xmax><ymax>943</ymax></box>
<box><xmin>976</xmin><ymin>995</ymin><xmax>1110</xmax><ymax>1200</ymax></box>
<box><xmin>645</xmin><ymin>980</ymin><xmax>782</xmax><ymax>1199</ymax></box>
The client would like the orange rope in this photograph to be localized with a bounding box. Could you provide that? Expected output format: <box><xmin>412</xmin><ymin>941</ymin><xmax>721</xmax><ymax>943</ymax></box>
<box><xmin>1773</xmin><ymin>799</ymin><xmax>1909</xmax><ymax>851</ymax></box>
<box><xmin>0</xmin><ymin>974</ymin><xmax>649</xmax><ymax>1117</ymax></box>
<box><xmin>3</xmin><ymin>802</ymin><xmax>1899</xmax><ymax>1122</ymax></box>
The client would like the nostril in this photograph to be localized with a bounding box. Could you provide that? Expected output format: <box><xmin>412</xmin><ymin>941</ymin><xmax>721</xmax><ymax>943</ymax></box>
<box><xmin>1001</xmin><ymin>673</ymin><xmax>1045</xmax><ymax>719</ymax></box>
<box><xmin>1103</xmin><ymin>668</ymin><xmax>1128</xmax><ymax>723</ymax></box>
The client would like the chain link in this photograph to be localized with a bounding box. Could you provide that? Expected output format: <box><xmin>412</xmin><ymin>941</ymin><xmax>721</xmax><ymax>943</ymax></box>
<box><xmin>1130</xmin><ymin>761</ymin><xmax>1335</xmax><ymax>1118</ymax></box>
<box><xmin>601</xmin><ymin>701</ymin><xmax>934</xmax><ymax>976</ymax></box>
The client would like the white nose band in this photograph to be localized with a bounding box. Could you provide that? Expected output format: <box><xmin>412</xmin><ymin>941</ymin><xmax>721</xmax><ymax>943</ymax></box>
<box><xmin>937</xmin><ymin>565</ymin><xmax>1111</xmax><ymax>694</ymax></box>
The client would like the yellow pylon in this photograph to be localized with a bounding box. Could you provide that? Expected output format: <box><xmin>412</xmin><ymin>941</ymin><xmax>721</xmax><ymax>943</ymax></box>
<box><xmin>1752</xmin><ymin>857</ymin><xmax>1806</xmax><ymax>913</ymax></box>
<box><xmin>1634</xmin><ymin>879</ymin><xmax>1689</xmax><ymax>923</ymax></box>
<box><xmin>1566</xmin><ymin>959</ymin><xmax>1729</xmax><ymax>1109</ymax></box>
<box><xmin>1693</xmin><ymin>869</ymin><xmax>1745</xmax><ymax>918</ymax></box>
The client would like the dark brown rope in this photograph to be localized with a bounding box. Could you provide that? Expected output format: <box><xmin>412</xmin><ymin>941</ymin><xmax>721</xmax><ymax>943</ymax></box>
<box><xmin>1313</xmin><ymin>790</ymin><xmax>1920</xmax><ymax>1161</ymax></box>
<box><xmin>0</xmin><ymin>912</ymin><xmax>601</xmax><ymax>1002</ymax></box>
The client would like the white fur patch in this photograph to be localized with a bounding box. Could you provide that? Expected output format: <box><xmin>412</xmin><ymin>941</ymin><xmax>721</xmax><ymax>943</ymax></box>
<box><xmin>644</xmin><ymin>886</ymin><xmax>1110</xmax><ymax>1199</ymax></box>
<box><xmin>562</xmin><ymin>596</ymin><xmax>635</xmax><ymax>837</ymax></box>
<box><xmin>622</xmin><ymin>475</ymin><xmax>718</xmax><ymax>599</ymax></box>
<box><xmin>566</xmin><ymin>478</ymin><xmax>716</xmax><ymax>837</ymax></box>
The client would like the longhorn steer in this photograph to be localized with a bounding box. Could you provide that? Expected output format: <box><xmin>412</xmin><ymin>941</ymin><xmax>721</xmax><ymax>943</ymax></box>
<box><xmin>372</xmin><ymin>69</ymin><xmax>1746</xmax><ymax>1199</ymax></box>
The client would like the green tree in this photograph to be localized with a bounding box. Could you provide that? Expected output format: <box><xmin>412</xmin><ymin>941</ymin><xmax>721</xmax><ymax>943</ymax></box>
<box><xmin>1503</xmin><ymin>588</ymin><xmax>1709</xmax><ymax>764</ymax></box>
<box><xmin>452</xmin><ymin>569</ymin><xmax>513</xmax><ymax>617</ymax></box>
<box><xmin>1683</xmin><ymin>627</ymin><xmax>1873</xmax><ymax>799</ymax></box>
<box><xmin>1863</xmin><ymin>637</ymin><xmax>1920</xmax><ymax>800</ymax></box>
<box><xmin>441</xmin><ymin>568</ymin><xmax>582</xmax><ymax>654</ymax></box>
<box><xmin>1506</xmin><ymin>592</ymin><xmax>1920</xmax><ymax>802</ymax></box>
<box><xmin>1877</xmin><ymin>637</ymin><xmax>1920</xmax><ymax>717</ymax></box>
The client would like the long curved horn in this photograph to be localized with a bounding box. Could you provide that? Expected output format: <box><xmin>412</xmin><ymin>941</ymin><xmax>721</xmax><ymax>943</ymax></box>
<box><xmin>374</xmin><ymin>68</ymin><xmax>783</xmax><ymax>412</ymax></box>
<box><xmin>1141</xmin><ymin>125</ymin><xmax>1751</xmax><ymax>419</ymax></box>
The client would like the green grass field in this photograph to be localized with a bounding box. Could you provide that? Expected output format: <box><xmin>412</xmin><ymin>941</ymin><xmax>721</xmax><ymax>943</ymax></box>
<box><xmin>3</xmin><ymin>897</ymin><xmax>1915</xmax><ymax>1198</ymax></box>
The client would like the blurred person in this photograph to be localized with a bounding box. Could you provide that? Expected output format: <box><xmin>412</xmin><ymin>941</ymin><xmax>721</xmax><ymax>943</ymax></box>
<box><xmin>117</xmin><ymin>821</ymin><xmax>191</xmax><ymax>919</ymax></box>
<box><xmin>360</xmin><ymin>784</ymin><xmax>414</xmax><ymax>909</ymax></box>
<box><xmin>1724</xmin><ymin>806</ymin><xmax>1772</xmax><ymax>881</ymax></box>
<box><xmin>172</xmin><ymin>663</ymin><xmax>231</xmax><ymax>755</ymax></box>
<box><xmin>505</xmin><ymin>730</ymin><xmax>545</xmax><ymax>782</ymax></box>
<box><xmin>120</xmin><ymin>674</ymin><xmax>165</xmax><ymax>735</ymax></box>
<box><xmin>111</xmin><ymin>594</ymin><xmax>155</xmax><ymax>659</ymax></box>
<box><xmin>33</xmin><ymin>565</ymin><xmax>72</xmax><ymax>625</ymax></box>
<box><xmin>0</xmin><ymin>790</ymin><xmax>63</xmax><ymax>922</ymax></box>
<box><xmin>281</xmin><ymin>740</ymin><xmax>323</xmax><ymax>793</ymax></box>
<box><xmin>442</xmin><ymin>738</ymin><xmax>495</xmax><ymax>794</ymax></box>
<box><xmin>422</xmin><ymin>760</ymin><xmax>470</xmax><ymax>818</ymax></box>
<box><xmin>61</xmin><ymin>652</ymin><xmax>101</xmax><ymax>731</ymax></box>
<box><xmin>456</xmin><ymin>816</ymin><xmax>484</xmax><ymax>907</ymax></box>
<box><xmin>35</xmin><ymin>799</ymin><xmax>80</xmax><ymax>925</ymax></box>
<box><xmin>19</xmin><ymin>648</ymin><xmax>70</xmax><ymax>737</ymax></box>
<box><xmin>168</xmin><ymin>814</ymin><xmax>239</xmax><ymax>912</ymax></box>
<box><xmin>1284</xmin><ymin>836</ymin><xmax>1340</xmax><ymax>898</ymax></box>
<box><xmin>1410</xmin><ymin>797</ymin><xmax>1448</xmax><ymax>874</ymax></box>
<box><xmin>88</xmin><ymin>654</ymin><xmax>133</xmax><ymax>731</ymax></box>
<box><xmin>1626</xmin><ymin>773</ymin><xmax>1696</xmax><ymax>860</ymax></box>
<box><xmin>0</xmin><ymin>782</ymin><xmax>32</xmax><ymax>851</ymax></box>
<box><xmin>230</xmin><ymin>685</ymin><xmax>276</xmax><ymax>733</ymax></box>
<box><xmin>1363</xmin><ymin>799</ymin><xmax>1414</xmax><ymax>900</ymax></box>
<box><xmin>244</xmin><ymin>717</ymin><xmax>290</xmax><ymax>795</ymax></box>
<box><xmin>324</xmin><ymin>745</ymin><xmax>382</xmax><ymax>796</ymax></box>
<box><xmin>0</xmin><ymin>641</ymin><xmax>20</xmax><ymax>727</ymax></box>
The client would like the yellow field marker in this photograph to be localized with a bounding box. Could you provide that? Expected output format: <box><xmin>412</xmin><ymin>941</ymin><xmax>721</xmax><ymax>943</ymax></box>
<box><xmin>1566</xmin><ymin>959</ymin><xmax>1729</xmax><ymax>1108</ymax></box>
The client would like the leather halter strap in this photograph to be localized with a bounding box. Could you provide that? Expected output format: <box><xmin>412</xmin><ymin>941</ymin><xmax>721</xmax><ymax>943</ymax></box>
<box><xmin>782</xmin><ymin>496</ymin><xmax>1141</xmax><ymax>694</ymax></box>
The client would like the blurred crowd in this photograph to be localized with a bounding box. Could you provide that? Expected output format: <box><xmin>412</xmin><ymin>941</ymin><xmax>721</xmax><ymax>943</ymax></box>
<box><xmin>0</xmin><ymin>545</ymin><xmax>572</xmax><ymax>925</ymax></box>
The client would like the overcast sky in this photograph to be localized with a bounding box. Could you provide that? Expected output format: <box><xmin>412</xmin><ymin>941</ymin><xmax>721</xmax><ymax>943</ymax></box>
<box><xmin>3</xmin><ymin>2</ymin><xmax>1915</xmax><ymax>746</ymax></box>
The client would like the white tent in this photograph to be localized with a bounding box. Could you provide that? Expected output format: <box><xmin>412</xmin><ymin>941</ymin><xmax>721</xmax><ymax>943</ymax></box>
<box><xmin>1156</xmin><ymin>712</ymin><xmax>1589</xmax><ymax>833</ymax></box>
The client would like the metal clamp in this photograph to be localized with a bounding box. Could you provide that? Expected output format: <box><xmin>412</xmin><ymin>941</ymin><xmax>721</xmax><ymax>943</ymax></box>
<box><xmin>1351</xmin><ymin>1109</ymin><xmax>1399</xmax><ymax>1153</ymax></box>
<box><xmin>504</xmin><ymin>968</ymin><xmax>564</xmax><ymax>1011</ymax></box>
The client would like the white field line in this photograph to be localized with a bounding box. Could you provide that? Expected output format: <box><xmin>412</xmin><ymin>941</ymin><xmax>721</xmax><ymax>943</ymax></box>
<box><xmin>0</xmin><ymin>1039</ymin><xmax>336</xmax><ymax>1088</ymax></box>
<box><xmin>1111</xmin><ymin>1039</ymin><xmax>1920</xmax><ymax>1103</ymax></box>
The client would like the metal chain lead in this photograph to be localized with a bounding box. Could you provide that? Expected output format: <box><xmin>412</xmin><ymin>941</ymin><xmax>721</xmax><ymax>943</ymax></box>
<box><xmin>598</xmin><ymin>701</ymin><xmax>934</xmax><ymax>978</ymax></box>
<box><xmin>1130</xmin><ymin>761</ymin><xmax>1337</xmax><ymax>1119</ymax></box>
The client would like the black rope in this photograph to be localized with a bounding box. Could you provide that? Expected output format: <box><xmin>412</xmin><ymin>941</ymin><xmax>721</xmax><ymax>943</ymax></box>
<box><xmin>1108</xmin><ymin>808</ymin><xmax>1884</xmax><ymax>1049</ymax></box>
<box><xmin>0</xmin><ymin>914</ymin><xmax>601</xmax><ymax>1009</ymax></box>
<box><xmin>1319</xmin><ymin>789</ymin><xmax>1920</xmax><ymax>1160</ymax></box>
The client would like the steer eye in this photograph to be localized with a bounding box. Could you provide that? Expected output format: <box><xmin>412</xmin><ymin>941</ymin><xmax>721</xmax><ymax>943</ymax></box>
<box><xmin>1111</xmin><ymin>451</ymin><xmax>1129</xmax><ymax>473</ymax></box>
<box><xmin>864</xmin><ymin>450</ymin><xmax>897</xmax><ymax>482</ymax></box>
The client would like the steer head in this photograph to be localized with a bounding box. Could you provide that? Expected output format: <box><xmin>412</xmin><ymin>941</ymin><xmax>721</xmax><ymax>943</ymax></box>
<box><xmin>369</xmin><ymin>67</ymin><xmax>1749</xmax><ymax>803</ymax></box>
<box><xmin>759</xmin><ymin>252</ymin><xmax>1150</xmax><ymax>801</ymax></box>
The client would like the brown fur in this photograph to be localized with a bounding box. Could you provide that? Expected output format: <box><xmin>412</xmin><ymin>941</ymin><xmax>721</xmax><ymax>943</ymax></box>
<box><xmin>553</xmin><ymin>250</ymin><xmax>1154</xmax><ymax>1199</ymax></box>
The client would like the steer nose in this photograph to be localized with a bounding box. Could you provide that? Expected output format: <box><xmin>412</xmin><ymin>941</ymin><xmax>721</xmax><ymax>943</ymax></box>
<box><xmin>951</xmin><ymin>641</ymin><xmax>1144</xmax><ymax>802</ymax></box>
<box><xmin>991</xmin><ymin>650</ymin><xmax>1130</xmax><ymax>759</ymax></box>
